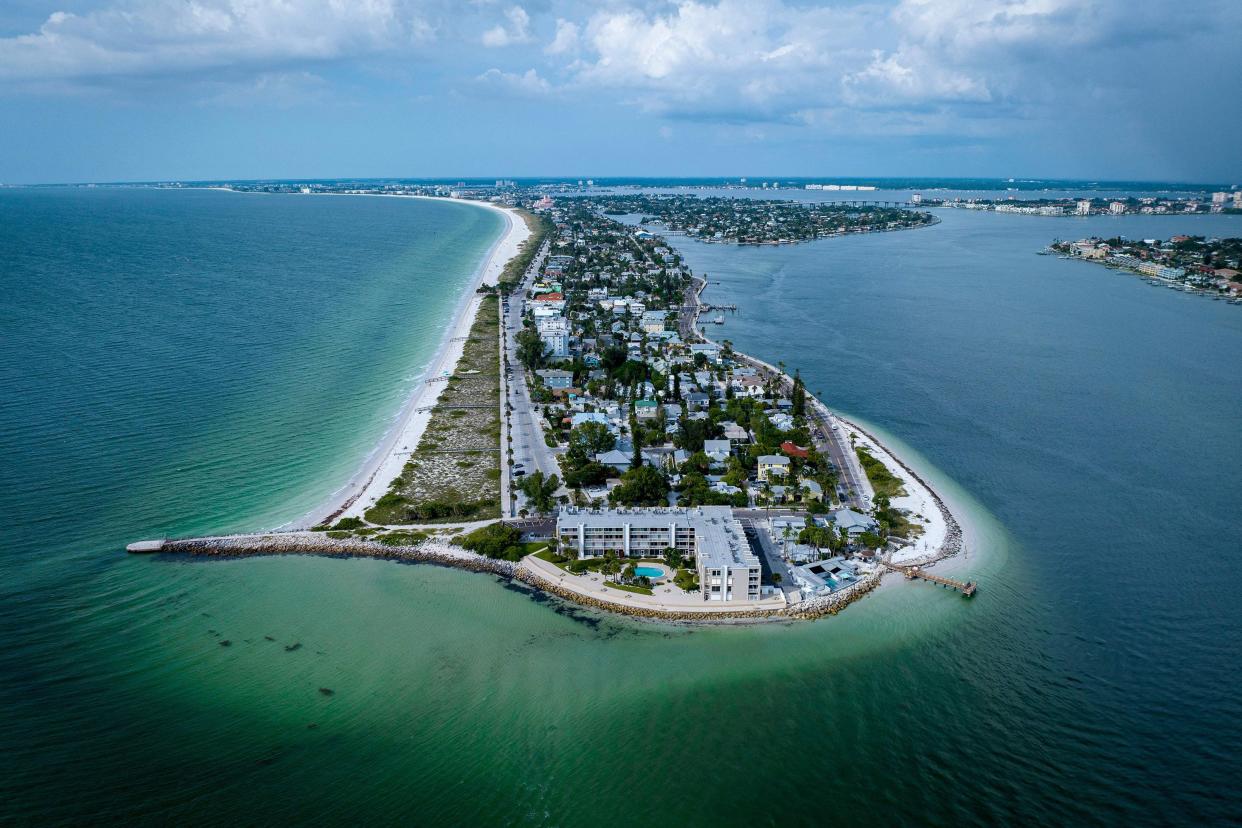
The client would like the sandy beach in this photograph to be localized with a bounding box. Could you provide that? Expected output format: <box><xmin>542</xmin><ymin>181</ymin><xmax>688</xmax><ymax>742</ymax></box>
<box><xmin>287</xmin><ymin>198</ymin><xmax>530</xmax><ymax>529</ymax></box>
<box><xmin>835</xmin><ymin>418</ymin><xmax>949</xmax><ymax>564</ymax></box>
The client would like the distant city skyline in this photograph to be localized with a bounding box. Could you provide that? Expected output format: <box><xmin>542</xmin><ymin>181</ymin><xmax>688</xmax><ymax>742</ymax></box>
<box><xmin>1</xmin><ymin>0</ymin><xmax>1239</xmax><ymax>185</ymax></box>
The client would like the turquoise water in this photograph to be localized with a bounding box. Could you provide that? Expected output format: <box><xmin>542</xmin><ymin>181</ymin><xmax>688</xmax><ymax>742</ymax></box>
<box><xmin>2</xmin><ymin>189</ymin><xmax>1240</xmax><ymax>825</ymax></box>
<box><xmin>634</xmin><ymin>566</ymin><xmax>665</xmax><ymax>579</ymax></box>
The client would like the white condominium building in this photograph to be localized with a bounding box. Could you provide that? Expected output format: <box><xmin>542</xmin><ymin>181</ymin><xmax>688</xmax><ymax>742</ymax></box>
<box><xmin>556</xmin><ymin>506</ymin><xmax>762</xmax><ymax>602</ymax></box>
<box><xmin>537</xmin><ymin>317</ymin><xmax>570</xmax><ymax>358</ymax></box>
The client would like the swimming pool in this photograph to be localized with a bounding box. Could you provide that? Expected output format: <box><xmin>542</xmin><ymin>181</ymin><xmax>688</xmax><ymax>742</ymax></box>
<box><xmin>634</xmin><ymin>565</ymin><xmax>666</xmax><ymax>579</ymax></box>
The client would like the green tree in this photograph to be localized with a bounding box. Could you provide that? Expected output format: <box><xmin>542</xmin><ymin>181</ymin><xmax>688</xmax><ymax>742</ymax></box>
<box><xmin>610</xmin><ymin>465</ymin><xmax>670</xmax><ymax>506</ymax></box>
<box><xmin>791</xmin><ymin>370</ymin><xmax>807</xmax><ymax>417</ymax></box>
<box><xmin>601</xmin><ymin>551</ymin><xmax>621</xmax><ymax>580</ymax></box>
<box><xmin>857</xmin><ymin>531</ymin><xmax>883</xmax><ymax>550</ymax></box>
<box><xmin>457</xmin><ymin>522</ymin><xmax>524</xmax><ymax>560</ymax></box>
<box><xmin>568</xmin><ymin>421</ymin><xmax>616</xmax><ymax>455</ymax></box>
<box><xmin>662</xmin><ymin>546</ymin><xmax>683</xmax><ymax>570</ymax></box>
<box><xmin>520</xmin><ymin>470</ymin><xmax>560</xmax><ymax>514</ymax></box>
<box><xmin>516</xmin><ymin>326</ymin><xmax>545</xmax><ymax>371</ymax></box>
<box><xmin>630</xmin><ymin>414</ymin><xmax>644</xmax><ymax>470</ymax></box>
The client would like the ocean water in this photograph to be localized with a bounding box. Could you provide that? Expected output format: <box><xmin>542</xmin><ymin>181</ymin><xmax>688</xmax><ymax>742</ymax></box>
<box><xmin>2</xmin><ymin>190</ymin><xmax>1240</xmax><ymax>826</ymax></box>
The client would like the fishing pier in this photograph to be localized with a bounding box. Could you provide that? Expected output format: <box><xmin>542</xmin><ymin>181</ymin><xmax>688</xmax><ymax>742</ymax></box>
<box><xmin>883</xmin><ymin>563</ymin><xmax>977</xmax><ymax>596</ymax></box>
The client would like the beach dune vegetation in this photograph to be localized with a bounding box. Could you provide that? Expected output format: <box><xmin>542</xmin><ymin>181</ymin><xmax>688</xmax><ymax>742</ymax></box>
<box><xmin>456</xmin><ymin>522</ymin><xmax>524</xmax><ymax>560</ymax></box>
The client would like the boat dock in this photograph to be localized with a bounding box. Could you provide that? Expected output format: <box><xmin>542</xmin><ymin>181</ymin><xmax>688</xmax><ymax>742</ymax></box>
<box><xmin>884</xmin><ymin>562</ymin><xmax>977</xmax><ymax>596</ymax></box>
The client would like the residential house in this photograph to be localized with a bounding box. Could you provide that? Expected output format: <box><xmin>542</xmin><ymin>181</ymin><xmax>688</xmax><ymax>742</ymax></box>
<box><xmin>757</xmin><ymin>455</ymin><xmax>790</xmax><ymax>481</ymax></box>
<box><xmin>536</xmin><ymin>369</ymin><xmax>574</xmax><ymax>390</ymax></box>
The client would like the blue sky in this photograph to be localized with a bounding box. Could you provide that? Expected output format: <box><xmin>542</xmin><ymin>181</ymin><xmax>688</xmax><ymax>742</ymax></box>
<box><xmin>1</xmin><ymin>0</ymin><xmax>1238</xmax><ymax>184</ymax></box>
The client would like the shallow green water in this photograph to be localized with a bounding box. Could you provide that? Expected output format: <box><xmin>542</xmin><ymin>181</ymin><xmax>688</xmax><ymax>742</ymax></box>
<box><xmin>2</xmin><ymin>190</ymin><xmax>1239</xmax><ymax>825</ymax></box>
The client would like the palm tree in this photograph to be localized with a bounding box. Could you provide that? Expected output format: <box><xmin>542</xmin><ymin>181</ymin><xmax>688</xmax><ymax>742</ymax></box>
<box><xmin>601</xmin><ymin>551</ymin><xmax>621</xmax><ymax>581</ymax></box>
<box><xmin>662</xmin><ymin>546</ymin><xmax>683</xmax><ymax>571</ymax></box>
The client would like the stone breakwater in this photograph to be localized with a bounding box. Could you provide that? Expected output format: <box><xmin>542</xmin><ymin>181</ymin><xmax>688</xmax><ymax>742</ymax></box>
<box><xmin>141</xmin><ymin>531</ymin><xmax>883</xmax><ymax>625</ymax></box>
<box><xmin>157</xmin><ymin>533</ymin><xmax>517</xmax><ymax>578</ymax></box>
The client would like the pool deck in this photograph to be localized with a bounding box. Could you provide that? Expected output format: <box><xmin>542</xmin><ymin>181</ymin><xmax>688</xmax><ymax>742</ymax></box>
<box><xmin>520</xmin><ymin>555</ymin><xmax>788</xmax><ymax>613</ymax></box>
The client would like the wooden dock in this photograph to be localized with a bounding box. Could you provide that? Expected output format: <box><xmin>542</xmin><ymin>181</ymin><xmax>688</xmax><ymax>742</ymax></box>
<box><xmin>884</xmin><ymin>563</ymin><xmax>976</xmax><ymax>596</ymax></box>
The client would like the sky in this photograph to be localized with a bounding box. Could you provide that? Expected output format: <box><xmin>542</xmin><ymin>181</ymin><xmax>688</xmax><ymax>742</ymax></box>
<box><xmin>0</xmin><ymin>0</ymin><xmax>1239</xmax><ymax>185</ymax></box>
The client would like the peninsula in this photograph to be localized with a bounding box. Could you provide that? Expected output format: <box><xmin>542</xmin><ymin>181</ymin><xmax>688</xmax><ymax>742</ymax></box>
<box><xmin>587</xmin><ymin>193</ymin><xmax>936</xmax><ymax>244</ymax></box>
<box><xmin>129</xmin><ymin>188</ymin><xmax>975</xmax><ymax>623</ymax></box>
<box><xmin>1051</xmin><ymin>235</ymin><xmax>1242</xmax><ymax>301</ymax></box>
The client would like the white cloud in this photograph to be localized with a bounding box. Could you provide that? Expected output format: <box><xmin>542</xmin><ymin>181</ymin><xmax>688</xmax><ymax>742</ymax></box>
<box><xmin>475</xmin><ymin>66</ymin><xmax>549</xmax><ymax>96</ymax></box>
<box><xmin>481</xmin><ymin>6</ymin><xmax>531</xmax><ymax>47</ymax></box>
<box><xmin>544</xmin><ymin>18</ymin><xmax>579</xmax><ymax>55</ymax></box>
<box><xmin>564</xmin><ymin>0</ymin><xmax>875</xmax><ymax>121</ymax></box>
<box><xmin>0</xmin><ymin>0</ymin><xmax>430</xmax><ymax>82</ymax></box>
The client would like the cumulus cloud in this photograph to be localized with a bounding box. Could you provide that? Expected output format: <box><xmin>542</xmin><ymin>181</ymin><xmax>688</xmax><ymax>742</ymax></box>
<box><xmin>563</xmin><ymin>0</ymin><xmax>877</xmax><ymax>121</ymax></box>
<box><xmin>481</xmin><ymin>6</ymin><xmax>531</xmax><ymax>47</ymax></box>
<box><xmin>545</xmin><ymin>18</ymin><xmax>579</xmax><ymax>55</ymax></box>
<box><xmin>0</xmin><ymin>0</ymin><xmax>431</xmax><ymax>82</ymax></box>
<box><xmin>474</xmin><ymin>66</ymin><xmax>550</xmax><ymax>96</ymax></box>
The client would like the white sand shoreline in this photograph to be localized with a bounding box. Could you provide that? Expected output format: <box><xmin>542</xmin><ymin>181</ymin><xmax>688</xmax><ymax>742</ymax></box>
<box><xmin>282</xmin><ymin>197</ymin><xmax>530</xmax><ymax>530</ymax></box>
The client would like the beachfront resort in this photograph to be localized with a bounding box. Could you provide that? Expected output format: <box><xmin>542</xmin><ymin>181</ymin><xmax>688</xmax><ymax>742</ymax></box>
<box><xmin>130</xmin><ymin>189</ymin><xmax>973</xmax><ymax>621</ymax></box>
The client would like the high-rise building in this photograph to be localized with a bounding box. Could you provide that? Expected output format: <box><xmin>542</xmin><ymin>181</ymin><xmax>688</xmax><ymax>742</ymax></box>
<box><xmin>1076</xmin><ymin>199</ymin><xmax>1092</xmax><ymax>215</ymax></box>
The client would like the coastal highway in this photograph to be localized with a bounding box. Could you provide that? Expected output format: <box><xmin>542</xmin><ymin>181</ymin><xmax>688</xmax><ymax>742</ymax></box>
<box><xmin>500</xmin><ymin>238</ymin><xmax>560</xmax><ymax>516</ymax></box>
<box><xmin>807</xmin><ymin>399</ymin><xmax>871</xmax><ymax>511</ymax></box>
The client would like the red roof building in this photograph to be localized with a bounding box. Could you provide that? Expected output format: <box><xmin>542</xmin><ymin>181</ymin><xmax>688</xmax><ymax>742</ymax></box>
<box><xmin>534</xmin><ymin>292</ymin><xmax>564</xmax><ymax>301</ymax></box>
<box><xmin>780</xmin><ymin>441</ymin><xmax>809</xmax><ymax>459</ymax></box>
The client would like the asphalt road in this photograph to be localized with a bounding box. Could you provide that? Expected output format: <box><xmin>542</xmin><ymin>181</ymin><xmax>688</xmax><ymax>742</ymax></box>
<box><xmin>500</xmin><ymin>240</ymin><xmax>561</xmax><ymax>516</ymax></box>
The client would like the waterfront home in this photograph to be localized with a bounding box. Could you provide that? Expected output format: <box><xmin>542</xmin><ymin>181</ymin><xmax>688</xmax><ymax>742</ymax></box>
<box><xmin>827</xmin><ymin>508</ymin><xmax>878</xmax><ymax>537</ymax></box>
<box><xmin>757</xmin><ymin>455</ymin><xmax>790</xmax><ymax>481</ymax></box>
<box><xmin>783</xmin><ymin>543</ymin><xmax>821</xmax><ymax>565</ymax></box>
<box><xmin>790</xmin><ymin>557</ymin><xmax>859</xmax><ymax>596</ymax></box>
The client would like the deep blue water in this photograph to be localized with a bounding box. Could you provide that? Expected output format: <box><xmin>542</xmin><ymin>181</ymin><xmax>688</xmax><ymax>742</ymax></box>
<box><xmin>673</xmin><ymin>208</ymin><xmax>1242</xmax><ymax>822</ymax></box>
<box><xmin>2</xmin><ymin>189</ymin><xmax>1240</xmax><ymax>826</ymax></box>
